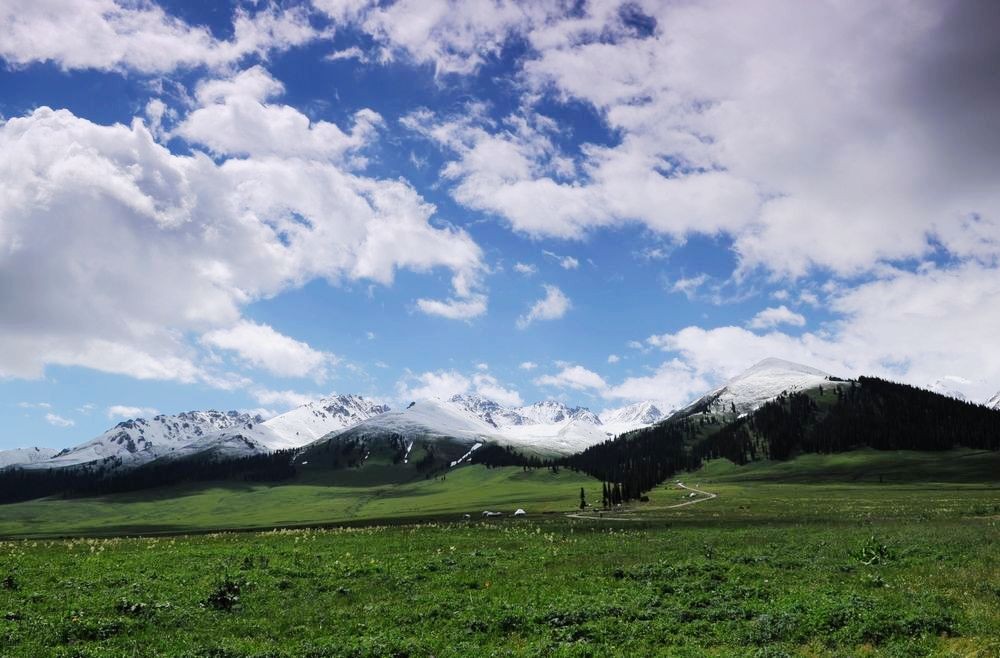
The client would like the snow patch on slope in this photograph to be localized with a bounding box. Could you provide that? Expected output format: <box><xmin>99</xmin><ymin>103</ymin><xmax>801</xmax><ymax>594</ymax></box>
<box><xmin>0</xmin><ymin>446</ymin><xmax>59</xmax><ymax>469</ymax></box>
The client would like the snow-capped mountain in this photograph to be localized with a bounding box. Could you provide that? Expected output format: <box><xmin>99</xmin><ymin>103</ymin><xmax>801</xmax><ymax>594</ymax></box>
<box><xmin>0</xmin><ymin>446</ymin><xmax>59</xmax><ymax>469</ymax></box>
<box><xmin>32</xmin><ymin>410</ymin><xmax>267</xmax><ymax>470</ymax></box>
<box><xmin>986</xmin><ymin>391</ymin><xmax>1000</xmax><ymax>410</ymax></box>
<box><xmin>259</xmin><ymin>394</ymin><xmax>390</xmax><ymax>449</ymax></box>
<box><xmin>599</xmin><ymin>401</ymin><xmax>667</xmax><ymax>436</ymax></box>
<box><xmin>927</xmin><ymin>376</ymin><xmax>972</xmax><ymax>402</ymax></box>
<box><xmin>316</xmin><ymin>396</ymin><xmax>665</xmax><ymax>459</ymax></box>
<box><xmin>448</xmin><ymin>394</ymin><xmax>526</xmax><ymax>428</ymax></box>
<box><xmin>22</xmin><ymin>394</ymin><xmax>389</xmax><ymax>471</ymax></box>
<box><xmin>337</xmin><ymin>398</ymin><xmax>502</xmax><ymax>446</ymax></box>
<box><xmin>684</xmin><ymin>357</ymin><xmax>840</xmax><ymax>416</ymax></box>
<box><xmin>515</xmin><ymin>400</ymin><xmax>601</xmax><ymax>426</ymax></box>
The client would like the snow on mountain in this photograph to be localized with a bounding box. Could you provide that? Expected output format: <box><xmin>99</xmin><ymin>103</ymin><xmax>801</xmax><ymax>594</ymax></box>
<box><xmin>599</xmin><ymin>401</ymin><xmax>667</xmax><ymax>436</ymax></box>
<box><xmin>0</xmin><ymin>446</ymin><xmax>59</xmax><ymax>469</ymax></box>
<box><xmin>986</xmin><ymin>391</ymin><xmax>1000</xmax><ymax>410</ymax></box>
<box><xmin>321</xmin><ymin>396</ymin><xmax>666</xmax><ymax>458</ymax></box>
<box><xmin>515</xmin><ymin>400</ymin><xmax>601</xmax><ymax>426</ymax></box>
<box><xmin>448</xmin><ymin>394</ymin><xmax>526</xmax><ymax>428</ymax></box>
<box><xmin>501</xmin><ymin>418</ymin><xmax>610</xmax><ymax>456</ymax></box>
<box><xmin>687</xmin><ymin>357</ymin><xmax>839</xmax><ymax>416</ymax></box>
<box><xmin>335</xmin><ymin>398</ymin><xmax>503</xmax><ymax>445</ymax></box>
<box><xmin>260</xmin><ymin>394</ymin><xmax>390</xmax><ymax>449</ymax></box>
<box><xmin>927</xmin><ymin>376</ymin><xmax>972</xmax><ymax>402</ymax></box>
<box><xmin>23</xmin><ymin>394</ymin><xmax>390</xmax><ymax>470</ymax></box>
<box><xmin>30</xmin><ymin>410</ymin><xmax>266</xmax><ymax>470</ymax></box>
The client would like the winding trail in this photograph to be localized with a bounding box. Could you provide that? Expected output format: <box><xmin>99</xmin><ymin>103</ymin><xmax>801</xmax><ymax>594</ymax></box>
<box><xmin>566</xmin><ymin>482</ymin><xmax>718</xmax><ymax>521</ymax></box>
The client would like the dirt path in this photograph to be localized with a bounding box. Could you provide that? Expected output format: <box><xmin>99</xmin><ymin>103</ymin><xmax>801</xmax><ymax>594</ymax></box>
<box><xmin>565</xmin><ymin>482</ymin><xmax>717</xmax><ymax>521</ymax></box>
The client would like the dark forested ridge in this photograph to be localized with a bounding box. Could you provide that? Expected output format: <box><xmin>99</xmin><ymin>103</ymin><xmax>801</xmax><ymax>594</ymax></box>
<box><xmin>562</xmin><ymin>377</ymin><xmax>1000</xmax><ymax>503</ymax></box>
<box><xmin>0</xmin><ymin>450</ymin><xmax>297</xmax><ymax>504</ymax></box>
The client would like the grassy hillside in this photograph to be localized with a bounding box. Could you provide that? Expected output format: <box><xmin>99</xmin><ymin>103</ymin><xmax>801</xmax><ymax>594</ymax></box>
<box><xmin>1</xmin><ymin>478</ymin><xmax>997</xmax><ymax>656</ymax></box>
<box><xmin>695</xmin><ymin>447</ymin><xmax>1000</xmax><ymax>484</ymax></box>
<box><xmin>0</xmin><ymin>465</ymin><xmax>600</xmax><ymax>539</ymax></box>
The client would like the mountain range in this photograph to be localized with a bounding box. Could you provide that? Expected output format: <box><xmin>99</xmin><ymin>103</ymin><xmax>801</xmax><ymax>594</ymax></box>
<box><xmin>3</xmin><ymin>358</ymin><xmax>998</xmax><ymax>473</ymax></box>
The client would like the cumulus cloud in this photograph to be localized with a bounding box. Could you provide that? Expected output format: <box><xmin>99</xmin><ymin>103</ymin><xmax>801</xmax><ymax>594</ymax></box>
<box><xmin>44</xmin><ymin>413</ymin><xmax>74</xmax><ymax>428</ymax></box>
<box><xmin>0</xmin><ymin>0</ymin><xmax>318</xmax><ymax>74</ymax></box>
<box><xmin>603</xmin><ymin>359</ymin><xmax>712</xmax><ymax>411</ymax></box>
<box><xmin>313</xmin><ymin>0</ymin><xmax>549</xmax><ymax>75</ymax></box>
<box><xmin>534</xmin><ymin>364</ymin><xmax>606</xmax><ymax>392</ymax></box>
<box><xmin>617</xmin><ymin>261</ymin><xmax>1000</xmax><ymax>404</ymax></box>
<box><xmin>471</xmin><ymin>373</ymin><xmax>523</xmax><ymax>407</ymax></box>
<box><xmin>175</xmin><ymin>66</ymin><xmax>382</xmax><ymax>161</ymax></box>
<box><xmin>519</xmin><ymin>361</ymin><xmax>537</xmax><ymax>370</ymax></box>
<box><xmin>251</xmin><ymin>388</ymin><xmax>319</xmax><ymax>410</ymax></box>
<box><xmin>513</xmin><ymin>262</ymin><xmax>537</xmax><ymax>276</ymax></box>
<box><xmin>106</xmin><ymin>405</ymin><xmax>158</xmax><ymax>420</ymax></box>
<box><xmin>0</xmin><ymin>74</ymin><xmax>485</xmax><ymax>383</ymax></box>
<box><xmin>516</xmin><ymin>284</ymin><xmax>570</xmax><ymax>329</ymax></box>
<box><xmin>396</xmin><ymin>368</ymin><xmax>522</xmax><ymax>405</ymax></box>
<box><xmin>201</xmin><ymin>321</ymin><xmax>334</xmax><ymax>380</ymax></box>
<box><xmin>607</xmin><ymin>354</ymin><xmax>620</xmax><ymax>364</ymax></box>
<box><xmin>396</xmin><ymin>1</ymin><xmax>1000</xmax><ymax>279</ymax></box>
<box><xmin>543</xmin><ymin>250</ymin><xmax>579</xmax><ymax>270</ymax></box>
<box><xmin>415</xmin><ymin>293</ymin><xmax>487</xmax><ymax>320</ymax></box>
<box><xmin>747</xmin><ymin>306</ymin><xmax>807</xmax><ymax>330</ymax></box>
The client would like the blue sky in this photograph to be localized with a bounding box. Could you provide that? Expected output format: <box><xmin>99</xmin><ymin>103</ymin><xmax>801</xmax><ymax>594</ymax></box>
<box><xmin>1</xmin><ymin>0</ymin><xmax>999</xmax><ymax>450</ymax></box>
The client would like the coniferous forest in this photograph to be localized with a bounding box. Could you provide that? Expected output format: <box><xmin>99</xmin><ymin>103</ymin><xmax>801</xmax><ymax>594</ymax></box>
<box><xmin>562</xmin><ymin>377</ymin><xmax>1000</xmax><ymax>504</ymax></box>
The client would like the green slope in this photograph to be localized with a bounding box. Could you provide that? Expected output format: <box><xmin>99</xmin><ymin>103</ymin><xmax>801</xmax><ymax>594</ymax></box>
<box><xmin>694</xmin><ymin>447</ymin><xmax>1000</xmax><ymax>483</ymax></box>
<box><xmin>0</xmin><ymin>465</ymin><xmax>601</xmax><ymax>538</ymax></box>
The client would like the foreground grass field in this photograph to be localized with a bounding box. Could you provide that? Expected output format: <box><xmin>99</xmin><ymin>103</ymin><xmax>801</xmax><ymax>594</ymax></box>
<box><xmin>0</xmin><ymin>451</ymin><xmax>997</xmax><ymax>656</ymax></box>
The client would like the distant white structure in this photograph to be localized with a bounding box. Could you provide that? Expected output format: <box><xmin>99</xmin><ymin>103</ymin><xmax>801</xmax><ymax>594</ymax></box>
<box><xmin>514</xmin><ymin>508</ymin><xmax>526</xmax><ymax>516</ymax></box>
<box><xmin>482</xmin><ymin>510</ymin><xmax>502</xmax><ymax>517</ymax></box>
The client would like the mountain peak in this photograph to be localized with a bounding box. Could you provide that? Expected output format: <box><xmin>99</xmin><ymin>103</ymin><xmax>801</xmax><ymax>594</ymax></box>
<box><xmin>687</xmin><ymin>357</ymin><xmax>839</xmax><ymax>416</ymax></box>
<box><xmin>738</xmin><ymin>357</ymin><xmax>832</xmax><ymax>379</ymax></box>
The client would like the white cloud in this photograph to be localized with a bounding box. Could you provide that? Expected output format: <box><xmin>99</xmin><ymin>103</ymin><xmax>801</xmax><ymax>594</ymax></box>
<box><xmin>315</xmin><ymin>0</ymin><xmax>546</xmax><ymax>76</ymax></box>
<box><xmin>0</xmin><ymin>1</ymin><xmax>318</xmax><ymax>74</ymax></box>
<box><xmin>604</xmin><ymin>359</ymin><xmax>711</xmax><ymax>411</ymax></box>
<box><xmin>251</xmin><ymin>388</ymin><xmax>319</xmax><ymax>410</ymax></box>
<box><xmin>397</xmin><ymin>2</ymin><xmax>1000</xmax><ymax>280</ymax></box>
<box><xmin>475</xmin><ymin>362</ymin><xmax>489</xmax><ymax>370</ymax></box>
<box><xmin>516</xmin><ymin>284</ymin><xmax>570</xmax><ymax>329</ymax></box>
<box><xmin>17</xmin><ymin>402</ymin><xmax>51</xmax><ymax>409</ymax></box>
<box><xmin>472</xmin><ymin>373</ymin><xmax>522</xmax><ymax>407</ymax></box>
<box><xmin>544</xmin><ymin>250</ymin><xmax>579</xmax><ymax>270</ymax></box>
<box><xmin>44</xmin><ymin>412</ymin><xmax>74</xmax><ymax>428</ymax></box>
<box><xmin>513</xmin><ymin>262</ymin><xmax>537</xmax><ymax>276</ymax></box>
<box><xmin>366</xmin><ymin>331</ymin><xmax>376</xmax><ymax>340</ymax></box>
<box><xmin>415</xmin><ymin>293</ymin><xmax>487</xmax><ymax>320</ymax></box>
<box><xmin>748</xmin><ymin>305</ymin><xmax>807</xmax><ymax>330</ymax></box>
<box><xmin>670</xmin><ymin>274</ymin><xmax>709</xmax><ymax>300</ymax></box>
<box><xmin>519</xmin><ymin>361</ymin><xmax>537</xmax><ymax>370</ymax></box>
<box><xmin>201</xmin><ymin>321</ymin><xmax>334</xmax><ymax>380</ymax></box>
<box><xmin>175</xmin><ymin>66</ymin><xmax>382</xmax><ymax>161</ymax></box>
<box><xmin>397</xmin><ymin>369</ymin><xmax>470</xmax><ymax>401</ymax></box>
<box><xmin>534</xmin><ymin>364</ymin><xmax>606</xmax><ymax>392</ymax></box>
<box><xmin>607</xmin><ymin>354</ymin><xmax>620</xmax><ymax>364</ymax></box>
<box><xmin>631</xmin><ymin>261</ymin><xmax>1000</xmax><ymax>403</ymax></box>
<box><xmin>326</xmin><ymin>46</ymin><xmax>367</xmax><ymax>62</ymax></box>
<box><xmin>106</xmin><ymin>405</ymin><xmax>158</xmax><ymax>420</ymax></box>
<box><xmin>396</xmin><ymin>368</ymin><xmax>522</xmax><ymax>406</ymax></box>
<box><xmin>0</xmin><ymin>81</ymin><xmax>485</xmax><ymax>383</ymax></box>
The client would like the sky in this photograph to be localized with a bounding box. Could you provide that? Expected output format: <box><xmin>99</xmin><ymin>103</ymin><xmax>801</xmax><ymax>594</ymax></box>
<box><xmin>1</xmin><ymin>0</ymin><xmax>999</xmax><ymax>450</ymax></box>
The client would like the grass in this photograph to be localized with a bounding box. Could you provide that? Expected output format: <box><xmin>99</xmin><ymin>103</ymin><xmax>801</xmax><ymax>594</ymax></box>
<box><xmin>0</xmin><ymin>465</ymin><xmax>601</xmax><ymax>539</ymax></box>
<box><xmin>0</xmin><ymin>450</ymin><xmax>997</xmax><ymax>656</ymax></box>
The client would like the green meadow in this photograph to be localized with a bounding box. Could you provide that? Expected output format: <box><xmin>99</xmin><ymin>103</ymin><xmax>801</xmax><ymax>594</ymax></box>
<box><xmin>0</xmin><ymin>451</ymin><xmax>997</xmax><ymax>656</ymax></box>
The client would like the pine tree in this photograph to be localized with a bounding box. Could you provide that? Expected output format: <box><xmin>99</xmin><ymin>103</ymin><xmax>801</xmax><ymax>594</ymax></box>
<box><xmin>579</xmin><ymin>487</ymin><xmax>586</xmax><ymax>510</ymax></box>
